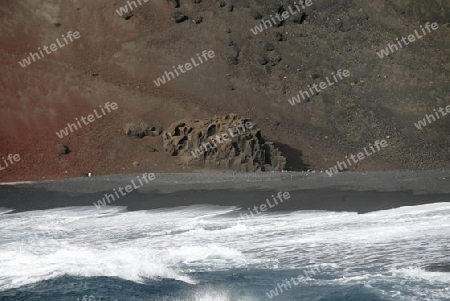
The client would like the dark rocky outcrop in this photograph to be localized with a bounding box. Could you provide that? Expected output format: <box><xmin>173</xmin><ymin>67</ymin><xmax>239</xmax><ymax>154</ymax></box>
<box><xmin>124</xmin><ymin>123</ymin><xmax>162</xmax><ymax>138</ymax></box>
<box><xmin>163</xmin><ymin>114</ymin><xmax>286</xmax><ymax>171</ymax></box>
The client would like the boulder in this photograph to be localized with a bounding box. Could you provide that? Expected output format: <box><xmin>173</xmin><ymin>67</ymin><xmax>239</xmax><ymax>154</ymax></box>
<box><xmin>171</xmin><ymin>11</ymin><xmax>187</xmax><ymax>23</ymax></box>
<box><xmin>263</xmin><ymin>42</ymin><xmax>275</xmax><ymax>51</ymax></box>
<box><xmin>144</xmin><ymin>145</ymin><xmax>157</xmax><ymax>152</ymax></box>
<box><xmin>249</xmin><ymin>10</ymin><xmax>263</xmax><ymax>20</ymax></box>
<box><xmin>163</xmin><ymin>114</ymin><xmax>286</xmax><ymax>171</ymax></box>
<box><xmin>121</xmin><ymin>12</ymin><xmax>133</xmax><ymax>20</ymax></box>
<box><xmin>57</xmin><ymin>144</ymin><xmax>69</xmax><ymax>155</ymax></box>
<box><xmin>124</xmin><ymin>123</ymin><xmax>162</xmax><ymax>138</ymax></box>
<box><xmin>257</xmin><ymin>56</ymin><xmax>268</xmax><ymax>65</ymax></box>
<box><xmin>167</xmin><ymin>0</ymin><xmax>179</xmax><ymax>8</ymax></box>
<box><xmin>272</xmin><ymin>31</ymin><xmax>283</xmax><ymax>41</ymax></box>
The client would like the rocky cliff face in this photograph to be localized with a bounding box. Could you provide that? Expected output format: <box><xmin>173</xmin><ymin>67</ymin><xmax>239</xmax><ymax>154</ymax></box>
<box><xmin>163</xmin><ymin>114</ymin><xmax>286</xmax><ymax>171</ymax></box>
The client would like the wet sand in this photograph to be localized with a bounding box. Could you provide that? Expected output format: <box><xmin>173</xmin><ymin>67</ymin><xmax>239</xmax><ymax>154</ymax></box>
<box><xmin>0</xmin><ymin>171</ymin><xmax>449</xmax><ymax>214</ymax></box>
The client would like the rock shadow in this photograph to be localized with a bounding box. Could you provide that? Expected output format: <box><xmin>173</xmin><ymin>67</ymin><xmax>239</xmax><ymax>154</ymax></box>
<box><xmin>273</xmin><ymin>142</ymin><xmax>309</xmax><ymax>171</ymax></box>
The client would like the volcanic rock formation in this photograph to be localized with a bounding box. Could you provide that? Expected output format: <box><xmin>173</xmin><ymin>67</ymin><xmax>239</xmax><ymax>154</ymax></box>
<box><xmin>163</xmin><ymin>114</ymin><xmax>286</xmax><ymax>171</ymax></box>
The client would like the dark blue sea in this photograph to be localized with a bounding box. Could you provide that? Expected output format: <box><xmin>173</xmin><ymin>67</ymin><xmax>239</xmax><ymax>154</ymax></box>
<box><xmin>0</xmin><ymin>204</ymin><xmax>449</xmax><ymax>300</ymax></box>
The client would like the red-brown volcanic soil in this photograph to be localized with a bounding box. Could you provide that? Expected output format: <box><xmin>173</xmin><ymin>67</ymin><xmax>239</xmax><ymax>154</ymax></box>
<box><xmin>0</xmin><ymin>0</ymin><xmax>448</xmax><ymax>182</ymax></box>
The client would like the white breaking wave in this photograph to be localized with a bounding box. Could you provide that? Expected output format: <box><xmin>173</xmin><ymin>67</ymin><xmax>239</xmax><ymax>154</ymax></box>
<box><xmin>391</xmin><ymin>267</ymin><xmax>450</xmax><ymax>284</ymax></box>
<box><xmin>0</xmin><ymin>202</ymin><xmax>449</xmax><ymax>300</ymax></box>
<box><xmin>0</xmin><ymin>207</ymin><xmax>14</xmax><ymax>215</ymax></box>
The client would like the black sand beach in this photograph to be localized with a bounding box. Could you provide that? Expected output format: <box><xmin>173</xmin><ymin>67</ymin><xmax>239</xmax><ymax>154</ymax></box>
<box><xmin>1</xmin><ymin>171</ymin><xmax>449</xmax><ymax>214</ymax></box>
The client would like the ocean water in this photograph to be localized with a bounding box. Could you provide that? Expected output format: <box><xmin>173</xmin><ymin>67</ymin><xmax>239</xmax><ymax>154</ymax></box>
<box><xmin>0</xmin><ymin>203</ymin><xmax>449</xmax><ymax>301</ymax></box>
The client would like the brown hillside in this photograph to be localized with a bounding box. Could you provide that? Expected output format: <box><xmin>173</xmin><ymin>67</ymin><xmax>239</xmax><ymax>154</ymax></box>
<box><xmin>0</xmin><ymin>0</ymin><xmax>448</xmax><ymax>182</ymax></box>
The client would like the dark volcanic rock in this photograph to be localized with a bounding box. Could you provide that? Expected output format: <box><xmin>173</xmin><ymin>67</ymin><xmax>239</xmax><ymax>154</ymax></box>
<box><xmin>168</xmin><ymin>0</ymin><xmax>179</xmax><ymax>8</ymax></box>
<box><xmin>263</xmin><ymin>42</ymin><xmax>275</xmax><ymax>51</ymax></box>
<box><xmin>249</xmin><ymin>10</ymin><xmax>263</xmax><ymax>20</ymax></box>
<box><xmin>227</xmin><ymin>55</ymin><xmax>238</xmax><ymax>65</ymax></box>
<box><xmin>171</xmin><ymin>11</ymin><xmax>187</xmax><ymax>23</ymax></box>
<box><xmin>218</xmin><ymin>1</ymin><xmax>226</xmax><ymax>7</ymax></box>
<box><xmin>124</xmin><ymin>123</ymin><xmax>162</xmax><ymax>138</ymax></box>
<box><xmin>257</xmin><ymin>56</ymin><xmax>268</xmax><ymax>65</ymax></box>
<box><xmin>144</xmin><ymin>145</ymin><xmax>157</xmax><ymax>152</ymax></box>
<box><xmin>292</xmin><ymin>12</ymin><xmax>307</xmax><ymax>24</ymax></box>
<box><xmin>163</xmin><ymin>114</ymin><xmax>286</xmax><ymax>171</ymax></box>
<box><xmin>272</xmin><ymin>31</ymin><xmax>283</xmax><ymax>41</ymax></box>
<box><xmin>192</xmin><ymin>16</ymin><xmax>203</xmax><ymax>24</ymax></box>
<box><xmin>57</xmin><ymin>144</ymin><xmax>69</xmax><ymax>155</ymax></box>
<box><xmin>122</xmin><ymin>12</ymin><xmax>133</xmax><ymax>20</ymax></box>
<box><xmin>262</xmin><ymin>16</ymin><xmax>282</xmax><ymax>27</ymax></box>
<box><xmin>266</xmin><ymin>4</ymin><xmax>283</xmax><ymax>15</ymax></box>
<box><xmin>266</xmin><ymin>51</ymin><xmax>282</xmax><ymax>65</ymax></box>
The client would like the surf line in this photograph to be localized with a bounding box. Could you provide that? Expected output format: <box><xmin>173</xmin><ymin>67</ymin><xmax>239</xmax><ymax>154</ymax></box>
<box><xmin>93</xmin><ymin>173</ymin><xmax>155</xmax><ymax>209</ymax></box>
<box><xmin>239</xmin><ymin>191</ymin><xmax>291</xmax><ymax>220</ymax></box>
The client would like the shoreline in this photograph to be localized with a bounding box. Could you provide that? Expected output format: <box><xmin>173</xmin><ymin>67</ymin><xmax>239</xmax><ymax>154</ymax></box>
<box><xmin>1</xmin><ymin>171</ymin><xmax>449</xmax><ymax>214</ymax></box>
